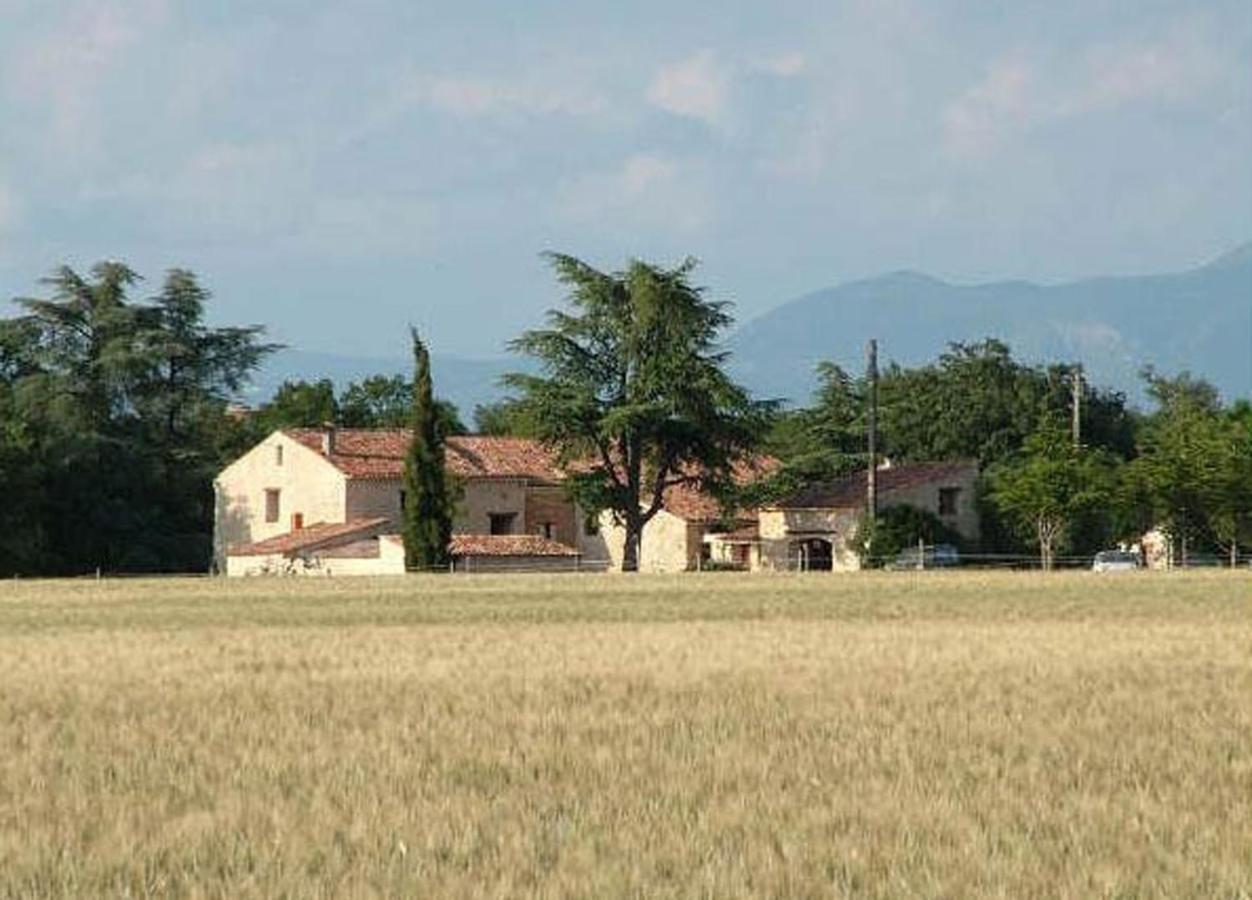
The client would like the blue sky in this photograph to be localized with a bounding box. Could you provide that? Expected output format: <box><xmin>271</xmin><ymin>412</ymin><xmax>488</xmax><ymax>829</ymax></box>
<box><xmin>1</xmin><ymin>0</ymin><xmax>1249</xmax><ymax>359</ymax></box>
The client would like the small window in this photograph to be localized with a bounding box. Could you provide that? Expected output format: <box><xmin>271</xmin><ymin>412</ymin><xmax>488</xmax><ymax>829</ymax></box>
<box><xmin>536</xmin><ymin>522</ymin><xmax>554</xmax><ymax>540</ymax></box>
<box><xmin>583</xmin><ymin>513</ymin><xmax>600</xmax><ymax>536</ymax></box>
<box><xmin>489</xmin><ymin>512</ymin><xmax>517</xmax><ymax>535</ymax></box>
<box><xmin>399</xmin><ymin>490</ymin><xmax>406</xmax><ymax>511</ymax></box>
<box><xmin>275</xmin><ymin>444</ymin><xmax>284</xmax><ymax>466</ymax></box>
<box><xmin>938</xmin><ymin>487</ymin><xmax>960</xmax><ymax>517</ymax></box>
<box><xmin>265</xmin><ymin>489</ymin><xmax>281</xmax><ymax>523</ymax></box>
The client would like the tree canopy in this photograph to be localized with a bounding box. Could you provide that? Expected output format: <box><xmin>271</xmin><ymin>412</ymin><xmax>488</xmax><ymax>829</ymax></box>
<box><xmin>505</xmin><ymin>254</ymin><xmax>771</xmax><ymax>571</ymax></box>
<box><xmin>1</xmin><ymin>263</ymin><xmax>277</xmax><ymax>574</ymax></box>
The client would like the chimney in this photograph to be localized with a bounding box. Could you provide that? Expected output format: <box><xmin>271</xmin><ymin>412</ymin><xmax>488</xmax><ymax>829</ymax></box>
<box><xmin>291</xmin><ymin>512</ymin><xmax>304</xmax><ymax>531</ymax></box>
<box><xmin>321</xmin><ymin>423</ymin><xmax>337</xmax><ymax>456</ymax></box>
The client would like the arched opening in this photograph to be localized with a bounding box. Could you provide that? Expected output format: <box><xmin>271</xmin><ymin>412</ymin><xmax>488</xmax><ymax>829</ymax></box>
<box><xmin>792</xmin><ymin>537</ymin><xmax>834</xmax><ymax>572</ymax></box>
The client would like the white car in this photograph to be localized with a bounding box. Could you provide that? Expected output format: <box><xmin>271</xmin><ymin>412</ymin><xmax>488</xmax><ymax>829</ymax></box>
<box><xmin>1092</xmin><ymin>550</ymin><xmax>1143</xmax><ymax>572</ymax></box>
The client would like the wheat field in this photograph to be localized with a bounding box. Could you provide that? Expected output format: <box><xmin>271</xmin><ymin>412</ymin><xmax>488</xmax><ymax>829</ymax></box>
<box><xmin>0</xmin><ymin>572</ymin><xmax>1249</xmax><ymax>898</ymax></box>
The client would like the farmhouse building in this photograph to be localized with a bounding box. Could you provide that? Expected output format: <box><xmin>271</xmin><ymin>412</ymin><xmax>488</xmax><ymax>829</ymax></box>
<box><xmin>706</xmin><ymin>461</ymin><xmax>980</xmax><ymax>572</ymax></box>
<box><xmin>215</xmin><ymin>426</ymin><xmax>980</xmax><ymax>575</ymax></box>
<box><xmin>214</xmin><ymin>427</ymin><xmax>597</xmax><ymax>575</ymax></box>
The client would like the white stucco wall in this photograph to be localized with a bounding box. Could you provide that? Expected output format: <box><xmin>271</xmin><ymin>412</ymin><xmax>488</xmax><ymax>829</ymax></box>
<box><xmin>598</xmin><ymin>509</ymin><xmax>701</xmax><ymax>573</ymax></box>
<box><xmin>213</xmin><ymin>432</ymin><xmax>347</xmax><ymax>573</ymax></box>
<box><xmin>225</xmin><ymin>534</ymin><xmax>406</xmax><ymax>577</ymax></box>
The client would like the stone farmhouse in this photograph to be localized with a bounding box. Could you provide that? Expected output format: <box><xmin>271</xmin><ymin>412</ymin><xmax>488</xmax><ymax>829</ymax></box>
<box><xmin>215</xmin><ymin>426</ymin><xmax>980</xmax><ymax>575</ymax></box>
<box><xmin>706</xmin><ymin>461</ymin><xmax>980</xmax><ymax>572</ymax></box>
<box><xmin>215</xmin><ymin>427</ymin><xmax>601</xmax><ymax>576</ymax></box>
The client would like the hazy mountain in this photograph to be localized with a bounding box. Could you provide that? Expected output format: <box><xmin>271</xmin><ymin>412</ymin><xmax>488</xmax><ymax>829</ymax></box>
<box><xmin>729</xmin><ymin>243</ymin><xmax>1252</xmax><ymax>406</ymax></box>
<box><xmin>251</xmin><ymin>243</ymin><xmax>1251</xmax><ymax>417</ymax></box>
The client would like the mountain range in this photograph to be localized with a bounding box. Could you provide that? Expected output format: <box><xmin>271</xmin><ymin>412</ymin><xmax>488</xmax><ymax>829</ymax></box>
<box><xmin>252</xmin><ymin>242</ymin><xmax>1252</xmax><ymax>416</ymax></box>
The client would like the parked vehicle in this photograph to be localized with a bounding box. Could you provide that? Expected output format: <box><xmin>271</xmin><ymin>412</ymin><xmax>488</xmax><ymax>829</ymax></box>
<box><xmin>1091</xmin><ymin>550</ymin><xmax>1142</xmax><ymax>572</ymax></box>
<box><xmin>890</xmin><ymin>544</ymin><xmax>960</xmax><ymax>570</ymax></box>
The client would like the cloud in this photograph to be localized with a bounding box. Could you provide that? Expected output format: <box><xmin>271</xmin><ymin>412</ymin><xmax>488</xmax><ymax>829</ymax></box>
<box><xmin>559</xmin><ymin>154</ymin><xmax>709</xmax><ymax>233</ymax></box>
<box><xmin>941</xmin><ymin>60</ymin><xmax>1035</xmax><ymax>158</ymax></box>
<box><xmin>647</xmin><ymin>50</ymin><xmax>730</xmax><ymax>125</ymax></box>
<box><xmin>5</xmin><ymin>0</ymin><xmax>167</xmax><ymax>146</ymax></box>
<box><xmin>1062</xmin><ymin>29</ymin><xmax>1223</xmax><ymax>116</ymax></box>
<box><xmin>0</xmin><ymin>180</ymin><xmax>17</xmax><ymax>236</ymax></box>
<box><xmin>942</xmin><ymin>23</ymin><xmax>1233</xmax><ymax>159</ymax></box>
<box><xmin>753</xmin><ymin>52</ymin><xmax>807</xmax><ymax>78</ymax></box>
<box><xmin>422</xmin><ymin>76</ymin><xmax>606</xmax><ymax>118</ymax></box>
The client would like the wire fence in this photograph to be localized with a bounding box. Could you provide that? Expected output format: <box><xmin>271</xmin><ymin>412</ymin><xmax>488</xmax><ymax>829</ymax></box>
<box><xmin>12</xmin><ymin>550</ymin><xmax>1252</xmax><ymax>579</ymax></box>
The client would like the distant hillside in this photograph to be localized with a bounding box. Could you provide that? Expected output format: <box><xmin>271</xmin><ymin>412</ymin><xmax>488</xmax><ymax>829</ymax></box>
<box><xmin>251</xmin><ymin>243</ymin><xmax>1251</xmax><ymax>415</ymax></box>
<box><xmin>729</xmin><ymin>243</ymin><xmax>1252</xmax><ymax>406</ymax></box>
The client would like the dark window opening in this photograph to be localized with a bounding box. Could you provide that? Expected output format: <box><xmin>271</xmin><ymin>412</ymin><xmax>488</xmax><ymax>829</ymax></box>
<box><xmin>938</xmin><ymin>487</ymin><xmax>960</xmax><ymax>517</ymax></box>
<box><xmin>265</xmin><ymin>489</ymin><xmax>280</xmax><ymax>524</ymax></box>
<box><xmin>583</xmin><ymin>513</ymin><xmax>600</xmax><ymax>536</ymax></box>
<box><xmin>489</xmin><ymin>512</ymin><xmax>517</xmax><ymax>535</ymax></box>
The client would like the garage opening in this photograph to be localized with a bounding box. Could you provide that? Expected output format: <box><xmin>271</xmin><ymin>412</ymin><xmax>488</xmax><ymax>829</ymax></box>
<box><xmin>793</xmin><ymin>538</ymin><xmax>833</xmax><ymax>572</ymax></box>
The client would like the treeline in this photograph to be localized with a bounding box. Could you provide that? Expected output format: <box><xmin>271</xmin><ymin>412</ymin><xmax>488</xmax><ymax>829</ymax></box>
<box><xmin>2</xmin><ymin>261</ymin><xmax>1249</xmax><ymax>575</ymax></box>
<box><xmin>0</xmin><ymin>263</ymin><xmax>480</xmax><ymax>576</ymax></box>
<box><xmin>760</xmin><ymin>340</ymin><xmax>1250</xmax><ymax>566</ymax></box>
<box><xmin>0</xmin><ymin>264</ymin><xmax>278</xmax><ymax>574</ymax></box>
<box><xmin>469</xmin><ymin>338</ymin><xmax>1252</xmax><ymax>565</ymax></box>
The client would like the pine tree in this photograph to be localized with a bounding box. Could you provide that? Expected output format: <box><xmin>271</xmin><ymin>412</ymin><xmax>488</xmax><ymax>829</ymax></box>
<box><xmin>402</xmin><ymin>328</ymin><xmax>454</xmax><ymax>570</ymax></box>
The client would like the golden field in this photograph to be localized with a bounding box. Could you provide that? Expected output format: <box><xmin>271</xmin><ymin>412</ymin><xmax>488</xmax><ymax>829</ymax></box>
<box><xmin>1</xmin><ymin>572</ymin><xmax>1249</xmax><ymax>898</ymax></box>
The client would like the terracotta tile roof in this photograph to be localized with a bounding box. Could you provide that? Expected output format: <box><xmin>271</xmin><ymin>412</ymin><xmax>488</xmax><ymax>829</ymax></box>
<box><xmin>770</xmin><ymin>461</ymin><xmax>977</xmax><ymax>510</ymax></box>
<box><xmin>660</xmin><ymin>456</ymin><xmax>780</xmax><ymax>523</ymax></box>
<box><xmin>285</xmin><ymin>429</ymin><xmax>563</xmax><ymax>482</ymax></box>
<box><xmin>449</xmin><ymin>534</ymin><xmax>580</xmax><ymax>557</ymax></box>
<box><xmin>229</xmin><ymin>518</ymin><xmax>390</xmax><ymax>557</ymax></box>
<box><xmin>318</xmin><ymin>538</ymin><xmax>382</xmax><ymax>559</ymax></box>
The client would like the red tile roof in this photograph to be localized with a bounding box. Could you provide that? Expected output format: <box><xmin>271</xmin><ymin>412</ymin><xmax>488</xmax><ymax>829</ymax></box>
<box><xmin>659</xmin><ymin>456</ymin><xmax>780</xmax><ymax>522</ymax></box>
<box><xmin>449</xmin><ymin>534</ymin><xmax>580</xmax><ymax>557</ymax></box>
<box><xmin>285</xmin><ymin>429</ymin><xmax>563</xmax><ymax>482</ymax></box>
<box><xmin>229</xmin><ymin>518</ymin><xmax>391</xmax><ymax>557</ymax></box>
<box><xmin>770</xmin><ymin>461</ymin><xmax>977</xmax><ymax>510</ymax></box>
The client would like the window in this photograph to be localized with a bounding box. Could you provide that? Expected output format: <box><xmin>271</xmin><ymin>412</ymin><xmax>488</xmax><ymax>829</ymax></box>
<box><xmin>938</xmin><ymin>487</ymin><xmax>960</xmax><ymax>517</ymax></box>
<box><xmin>399</xmin><ymin>490</ymin><xmax>406</xmax><ymax>511</ymax></box>
<box><xmin>536</xmin><ymin>522</ymin><xmax>554</xmax><ymax>540</ymax></box>
<box><xmin>274</xmin><ymin>444</ymin><xmax>284</xmax><ymax>466</ymax></box>
<box><xmin>489</xmin><ymin>512</ymin><xmax>517</xmax><ymax>535</ymax></box>
<box><xmin>583</xmin><ymin>513</ymin><xmax>600</xmax><ymax>536</ymax></box>
<box><xmin>265</xmin><ymin>489</ymin><xmax>281</xmax><ymax>523</ymax></box>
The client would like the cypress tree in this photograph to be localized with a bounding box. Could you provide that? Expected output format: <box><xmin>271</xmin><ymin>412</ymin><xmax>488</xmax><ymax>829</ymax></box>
<box><xmin>402</xmin><ymin>328</ymin><xmax>453</xmax><ymax>570</ymax></box>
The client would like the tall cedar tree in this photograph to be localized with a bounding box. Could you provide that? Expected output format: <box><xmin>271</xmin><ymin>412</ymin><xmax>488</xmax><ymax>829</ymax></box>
<box><xmin>402</xmin><ymin>329</ymin><xmax>454</xmax><ymax>570</ymax></box>
<box><xmin>506</xmin><ymin>254</ymin><xmax>770</xmax><ymax>572</ymax></box>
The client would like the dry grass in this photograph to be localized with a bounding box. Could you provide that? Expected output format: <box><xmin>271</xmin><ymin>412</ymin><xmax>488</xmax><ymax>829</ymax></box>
<box><xmin>1</xmin><ymin>572</ymin><xmax>1249</xmax><ymax>898</ymax></box>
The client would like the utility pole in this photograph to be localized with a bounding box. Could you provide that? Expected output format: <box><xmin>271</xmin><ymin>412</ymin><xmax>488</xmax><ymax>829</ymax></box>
<box><xmin>866</xmin><ymin>339</ymin><xmax>879</xmax><ymax>521</ymax></box>
<box><xmin>1071</xmin><ymin>364</ymin><xmax>1083</xmax><ymax>448</ymax></box>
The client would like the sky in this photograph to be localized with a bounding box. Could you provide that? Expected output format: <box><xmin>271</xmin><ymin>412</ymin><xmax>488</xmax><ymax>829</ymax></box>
<box><xmin>1</xmin><ymin>0</ymin><xmax>1249</xmax><ymax>360</ymax></box>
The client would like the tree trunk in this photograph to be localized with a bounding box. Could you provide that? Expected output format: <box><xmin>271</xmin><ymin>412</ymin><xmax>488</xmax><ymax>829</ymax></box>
<box><xmin>622</xmin><ymin>514</ymin><xmax>642</xmax><ymax>573</ymax></box>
